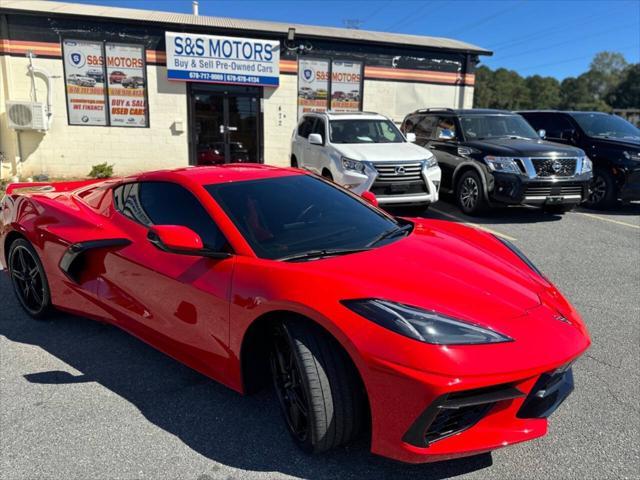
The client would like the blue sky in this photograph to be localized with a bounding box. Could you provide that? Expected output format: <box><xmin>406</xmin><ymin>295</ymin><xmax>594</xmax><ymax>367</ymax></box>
<box><xmin>66</xmin><ymin>0</ymin><xmax>640</xmax><ymax>79</ymax></box>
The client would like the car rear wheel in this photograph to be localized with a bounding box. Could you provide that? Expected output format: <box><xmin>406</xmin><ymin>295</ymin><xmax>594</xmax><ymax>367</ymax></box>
<box><xmin>8</xmin><ymin>239</ymin><xmax>52</xmax><ymax>319</ymax></box>
<box><xmin>585</xmin><ymin>169</ymin><xmax>616</xmax><ymax>209</ymax></box>
<box><xmin>270</xmin><ymin>321</ymin><xmax>363</xmax><ymax>453</ymax></box>
<box><xmin>456</xmin><ymin>170</ymin><xmax>487</xmax><ymax>215</ymax></box>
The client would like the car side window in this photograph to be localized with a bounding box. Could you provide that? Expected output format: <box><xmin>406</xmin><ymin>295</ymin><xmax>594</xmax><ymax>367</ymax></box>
<box><xmin>297</xmin><ymin>117</ymin><xmax>316</xmax><ymax>139</ymax></box>
<box><xmin>113</xmin><ymin>182</ymin><xmax>228</xmax><ymax>251</ymax></box>
<box><xmin>432</xmin><ymin>116</ymin><xmax>457</xmax><ymax>141</ymax></box>
<box><xmin>538</xmin><ymin>114</ymin><xmax>574</xmax><ymax>139</ymax></box>
<box><xmin>402</xmin><ymin>115</ymin><xmax>419</xmax><ymax>133</ymax></box>
<box><xmin>311</xmin><ymin>118</ymin><xmax>326</xmax><ymax>144</ymax></box>
<box><xmin>413</xmin><ymin>116</ymin><xmax>436</xmax><ymax>143</ymax></box>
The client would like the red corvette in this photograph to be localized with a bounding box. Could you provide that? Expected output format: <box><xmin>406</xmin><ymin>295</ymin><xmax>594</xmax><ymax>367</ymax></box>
<box><xmin>0</xmin><ymin>165</ymin><xmax>590</xmax><ymax>463</ymax></box>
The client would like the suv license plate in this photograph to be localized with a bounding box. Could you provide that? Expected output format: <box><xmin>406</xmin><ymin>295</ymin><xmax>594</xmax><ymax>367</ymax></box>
<box><xmin>546</xmin><ymin>196</ymin><xmax>564</xmax><ymax>204</ymax></box>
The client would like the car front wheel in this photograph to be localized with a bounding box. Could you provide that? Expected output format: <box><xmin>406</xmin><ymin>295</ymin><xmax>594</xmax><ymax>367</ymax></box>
<box><xmin>585</xmin><ymin>169</ymin><xmax>617</xmax><ymax>209</ymax></box>
<box><xmin>270</xmin><ymin>321</ymin><xmax>364</xmax><ymax>453</ymax></box>
<box><xmin>456</xmin><ymin>170</ymin><xmax>487</xmax><ymax>215</ymax></box>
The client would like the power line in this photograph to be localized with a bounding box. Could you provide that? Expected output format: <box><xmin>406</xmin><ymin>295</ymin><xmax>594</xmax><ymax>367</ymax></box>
<box><xmin>514</xmin><ymin>44</ymin><xmax>639</xmax><ymax>73</ymax></box>
<box><xmin>385</xmin><ymin>1</ymin><xmax>433</xmax><ymax>32</ymax></box>
<box><xmin>495</xmin><ymin>23</ymin><xmax>638</xmax><ymax>62</ymax></box>
<box><xmin>443</xmin><ymin>0</ymin><xmax>527</xmax><ymax>37</ymax></box>
<box><xmin>486</xmin><ymin>3</ymin><xmax>630</xmax><ymax>51</ymax></box>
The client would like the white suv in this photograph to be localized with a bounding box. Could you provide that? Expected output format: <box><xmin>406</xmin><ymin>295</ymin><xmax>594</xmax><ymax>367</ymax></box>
<box><xmin>291</xmin><ymin>112</ymin><xmax>441</xmax><ymax>207</ymax></box>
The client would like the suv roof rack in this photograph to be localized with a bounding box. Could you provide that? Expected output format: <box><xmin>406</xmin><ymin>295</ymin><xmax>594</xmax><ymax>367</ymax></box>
<box><xmin>323</xmin><ymin>110</ymin><xmax>384</xmax><ymax>115</ymax></box>
<box><xmin>414</xmin><ymin>108</ymin><xmax>456</xmax><ymax>114</ymax></box>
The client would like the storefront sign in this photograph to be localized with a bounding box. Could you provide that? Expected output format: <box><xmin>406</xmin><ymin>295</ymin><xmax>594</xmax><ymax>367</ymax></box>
<box><xmin>62</xmin><ymin>39</ymin><xmax>107</xmax><ymax>125</ymax></box>
<box><xmin>105</xmin><ymin>43</ymin><xmax>148</xmax><ymax>127</ymax></box>
<box><xmin>298</xmin><ymin>59</ymin><xmax>330</xmax><ymax>117</ymax></box>
<box><xmin>330</xmin><ymin>61</ymin><xmax>362</xmax><ymax>112</ymax></box>
<box><xmin>165</xmin><ymin>32</ymin><xmax>280</xmax><ymax>86</ymax></box>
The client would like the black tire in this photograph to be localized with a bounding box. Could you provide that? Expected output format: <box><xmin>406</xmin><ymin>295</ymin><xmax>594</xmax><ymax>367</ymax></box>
<box><xmin>291</xmin><ymin>156</ymin><xmax>298</xmax><ymax>168</ymax></box>
<box><xmin>270</xmin><ymin>321</ymin><xmax>363</xmax><ymax>453</ymax></box>
<box><xmin>585</xmin><ymin>168</ymin><xmax>617</xmax><ymax>209</ymax></box>
<box><xmin>542</xmin><ymin>204</ymin><xmax>574</xmax><ymax>214</ymax></box>
<box><xmin>7</xmin><ymin>238</ymin><xmax>52</xmax><ymax>319</ymax></box>
<box><xmin>322</xmin><ymin>169</ymin><xmax>334</xmax><ymax>182</ymax></box>
<box><xmin>456</xmin><ymin>170</ymin><xmax>487</xmax><ymax>215</ymax></box>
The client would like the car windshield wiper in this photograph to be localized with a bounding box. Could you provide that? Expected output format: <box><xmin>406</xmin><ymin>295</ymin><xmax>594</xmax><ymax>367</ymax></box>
<box><xmin>278</xmin><ymin>247</ymin><xmax>372</xmax><ymax>262</ymax></box>
<box><xmin>366</xmin><ymin>223</ymin><xmax>412</xmax><ymax>247</ymax></box>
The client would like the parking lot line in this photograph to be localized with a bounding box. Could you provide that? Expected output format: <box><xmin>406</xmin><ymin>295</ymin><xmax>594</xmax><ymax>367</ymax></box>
<box><xmin>430</xmin><ymin>208</ymin><xmax>518</xmax><ymax>242</ymax></box>
<box><xmin>572</xmin><ymin>212</ymin><xmax>640</xmax><ymax>230</ymax></box>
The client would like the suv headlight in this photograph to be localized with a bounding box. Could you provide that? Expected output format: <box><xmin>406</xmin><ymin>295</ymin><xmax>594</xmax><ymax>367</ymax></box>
<box><xmin>623</xmin><ymin>150</ymin><xmax>640</xmax><ymax>161</ymax></box>
<box><xmin>424</xmin><ymin>156</ymin><xmax>438</xmax><ymax>169</ymax></box>
<box><xmin>341</xmin><ymin>299</ymin><xmax>512</xmax><ymax>345</ymax></box>
<box><xmin>341</xmin><ymin>157</ymin><xmax>366</xmax><ymax>173</ymax></box>
<box><xmin>580</xmin><ymin>156</ymin><xmax>593</xmax><ymax>174</ymax></box>
<box><xmin>484</xmin><ymin>156</ymin><xmax>521</xmax><ymax>174</ymax></box>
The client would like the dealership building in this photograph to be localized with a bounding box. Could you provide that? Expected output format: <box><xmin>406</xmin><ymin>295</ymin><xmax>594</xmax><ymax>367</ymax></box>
<box><xmin>0</xmin><ymin>0</ymin><xmax>491</xmax><ymax>180</ymax></box>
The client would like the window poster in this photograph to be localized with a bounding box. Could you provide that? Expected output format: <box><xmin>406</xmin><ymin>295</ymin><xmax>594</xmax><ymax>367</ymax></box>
<box><xmin>298</xmin><ymin>59</ymin><xmax>330</xmax><ymax>117</ymax></box>
<box><xmin>105</xmin><ymin>43</ymin><xmax>148</xmax><ymax>127</ymax></box>
<box><xmin>62</xmin><ymin>39</ymin><xmax>108</xmax><ymax>125</ymax></box>
<box><xmin>330</xmin><ymin>61</ymin><xmax>362</xmax><ymax>112</ymax></box>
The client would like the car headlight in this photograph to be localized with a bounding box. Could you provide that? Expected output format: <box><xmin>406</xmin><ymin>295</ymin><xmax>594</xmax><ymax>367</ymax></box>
<box><xmin>484</xmin><ymin>156</ymin><xmax>521</xmax><ymax>174</ymax></box>
<box><xmin>580</xmin><ymin>156</ymin><xmax>593</xmax><ymax>174</ymax></box>
<box><xmin>623</xmin><ymin>150</ymin><xmax>640</xmax><ymax>161</ymax></box>
<box><xmin>341</xmin><ymin>299</ymin><xmax>512</xmax><ymax>345</ymax></box>
<box><xmin>494</xmin><ymin>235</ymin><xmax>546</xmax><ymax>280</ymax></box>
<box><xmin>341</xmin><ymin>157</ymin><xmax>366</xmax><ymax>173</ymax></box>
<box><xmin>424</xmin><ymin>156</ymin><xmax>438</xmax><ymax>169</ymax></box>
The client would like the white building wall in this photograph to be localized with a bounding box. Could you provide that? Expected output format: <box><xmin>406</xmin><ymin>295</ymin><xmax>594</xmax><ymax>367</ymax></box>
<box><xmin>262</xmin><ymin>74</ymin><xmax>297</xmax><ymax>168</ymax></box>
<box><xmin>0</xmin><ymin>57</ymin><xmax>189</xmax><ymax>179</ymax></box>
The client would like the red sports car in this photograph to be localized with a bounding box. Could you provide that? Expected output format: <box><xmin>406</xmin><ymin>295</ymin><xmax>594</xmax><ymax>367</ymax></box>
<box><xmin>0</xmin><ymin>165</ymin><xmax>590</xmax><ymax>464</ymax></box>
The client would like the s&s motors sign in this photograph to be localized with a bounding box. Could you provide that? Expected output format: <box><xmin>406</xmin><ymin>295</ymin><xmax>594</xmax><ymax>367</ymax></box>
<box><xmin>165</xmin><ymin>32</ymin><xmax>280</xmax><ymax>86</ymax></box>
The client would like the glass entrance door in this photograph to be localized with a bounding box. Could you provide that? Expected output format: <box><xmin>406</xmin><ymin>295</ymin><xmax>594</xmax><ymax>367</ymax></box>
<box><xmin>190</xmin><ymin>84</ymin><xmax>261</xmax><ymax>165</ymax></box>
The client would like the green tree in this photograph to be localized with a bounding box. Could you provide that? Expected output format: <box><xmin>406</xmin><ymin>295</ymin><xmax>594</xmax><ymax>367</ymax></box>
<box><xmin>559</xmin><ymin>74</ymin><xmax>609</xmax><ymax>111</ymax></box>
<box><xmin>473</xmin><ymin>66</ymin><xmax>495</xmax><ymax>108</ymax></box>
<box><xmin>606</xmin><ymin>64</ymin><xmax>640</xmax><ymax>108</ymax></box>
<box><xmin>524</xmin><ymin>75</ymin><xmax>561</xmax><ymax>109</ymax></box>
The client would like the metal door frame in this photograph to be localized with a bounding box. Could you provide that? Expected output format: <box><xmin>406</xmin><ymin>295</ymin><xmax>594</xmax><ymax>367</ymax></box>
<box><xmin>187</xmin><ymin>83</ymin><xmax>263</xmax><ymax>165</ymax></box>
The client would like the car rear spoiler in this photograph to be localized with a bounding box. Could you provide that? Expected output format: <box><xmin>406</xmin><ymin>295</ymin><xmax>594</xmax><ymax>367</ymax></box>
<box><xmin>5</xmin><ymin>179</ymin><xmax>104</xmax><ymax>195</ymax></box>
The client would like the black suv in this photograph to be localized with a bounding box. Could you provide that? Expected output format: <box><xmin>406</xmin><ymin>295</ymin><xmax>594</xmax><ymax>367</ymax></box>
<box><xmin>400</xmin><ymin>109</ymin><xmax>593</xmax><ymax>215</ymax></box>
<box><xmin>518</xmin><ymin>111</ymin><xmax>640</xmax><ymax>208</ymax></box>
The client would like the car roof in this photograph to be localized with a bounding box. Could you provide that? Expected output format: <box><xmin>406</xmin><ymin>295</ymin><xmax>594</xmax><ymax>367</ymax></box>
<box><xmin>410</xmin><ymin>108</ymin><xmax>515</xmax><ymax>116</ymax></box>
<box><xmin>516</xmin><ymin>110</ymin><xmax>612</xmax><ymax>115</ymax></box>
<box><xmin>135</xmin><ymin>164</ymin><xmax>304</xmax><ymax>186</ymax></box>
<box><xmin>304</xmin><ymin>111</ymin><xmax>389</xmax><ymax>121</ymax></box>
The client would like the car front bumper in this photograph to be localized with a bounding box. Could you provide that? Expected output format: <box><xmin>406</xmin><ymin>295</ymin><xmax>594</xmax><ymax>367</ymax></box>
<box><xmin>489</xmin><ymin>172</ymin><xmax>592</xmax><ymax>206</ymax></box>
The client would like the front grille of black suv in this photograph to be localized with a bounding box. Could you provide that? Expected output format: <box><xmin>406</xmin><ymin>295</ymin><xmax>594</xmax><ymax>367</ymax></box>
<box><xmin>532</xmin><ymin>158</ymin><xmax>577</xmax><ymax>177</ymax></box>
<box><xmin>524</xmin><ymin>184</ymin><xmax>584</xmax><ymax>197</ymax></box>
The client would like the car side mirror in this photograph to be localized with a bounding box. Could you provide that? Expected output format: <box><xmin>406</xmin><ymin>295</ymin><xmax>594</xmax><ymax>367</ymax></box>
<box><xmin>308</xmin><ymin>133</ymin><xmax>323</xmax><ymax>145</ymax></box>
<box><xmin>438</xmin><ymin>129</ymin><xmax>455</xmax><ymax>141</ymax></box>
<box><xmin>361</xmin><ymin>191</ymin><xmax>379</xmax><ymax>207</ymax></box>
<box><xmin>538</xmin><ymin>129</ymin><xmax>546</xmax><ymax>139</ymax></box>
<box><xmin>560</xmin><ymin>129</ymin><xmax>576</xmax><ymax>142</ymax></box>
<box><xmin>147</xmin><ymin>225</ymin><xmax>231</xmax><ymax>259</ymax></box>
<box><xmin>406</xmin><ymin>132</ymin><xmax>416</xmax><ymax>143</ymax></box>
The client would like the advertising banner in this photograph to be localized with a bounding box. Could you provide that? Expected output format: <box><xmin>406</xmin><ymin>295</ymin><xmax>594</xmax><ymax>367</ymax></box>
<box><xmin>165</xmin><ymin>32</ymin><xmax>280</xmax><ymax>86</ymax></box>
<box><xmin>298</xmin><ymin>59</ymin><xmax>330</xmax><ymax>118</ymax></box>
<box><xmin>62</xmin><ymin>39</ymin><xmax>107</xmax><ymax>125</ymax></box>
<box><xmin>330</xmin><ymin>61</ymin><xmax>362</xmax><ymax>112</ymax></box>
<box><xmin>105</xmin><ymin>43</ymin><xmax>148</xmax><ymax>127</ymax></box>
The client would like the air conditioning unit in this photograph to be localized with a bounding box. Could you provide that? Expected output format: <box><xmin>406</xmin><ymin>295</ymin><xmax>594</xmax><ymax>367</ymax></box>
<box><xmin>6</xmin><ymin>101</ymin><xmax>49</xmax><ymax>131</ymax></box>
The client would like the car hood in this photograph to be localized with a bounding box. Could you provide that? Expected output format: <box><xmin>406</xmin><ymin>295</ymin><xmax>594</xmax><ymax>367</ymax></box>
<box><xmin>288</xmin><ymin>219</ymin><xmax>583</xmax><ymax>339</ymax></box>
<box><xmin>464</xmin><ymin>138</ymin><xmax>584</xmax><ymax>157</ymax></box>
<box><xmin>588</xmin><ymin>136</ymin><xmax>640</xmax><ymax>149</ymax></box>
<box><xmin>334</xmin><ymin>142</ymin><xmax>432</xmax><ymax>162</ymax></box>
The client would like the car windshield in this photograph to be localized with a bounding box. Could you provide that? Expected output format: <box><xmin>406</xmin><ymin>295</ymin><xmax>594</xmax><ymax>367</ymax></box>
<box><xmin>206</xmin><ymin>175</ymin><xmax>407</xmax><ymax>260</ymax></box>
<box><xmin>460</xmin><ymin>114</ymin><xmax>539</xmax><ymax>140</ymax></box>
<box><xmin>329</xmin><ymin>119</ymin><xmax>405</xmax><ymax>144</ymax></box>
<box><xmin>570</xmin><ymin>113</ymin><xmax>640</xmax><ymax>141</ymax></box>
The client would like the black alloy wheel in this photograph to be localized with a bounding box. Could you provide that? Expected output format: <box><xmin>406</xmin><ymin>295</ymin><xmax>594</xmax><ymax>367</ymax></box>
<box><xmin>586</xmin><ymin>169</ymin><xmax>616</xmax><ymax>209</ymax></box>
<box><xmin>457</xmin><ymin>170</ymin><xmax>487</xmax><ymax>215</ymax></box>
<box><xmin>269</xmin><ymin>321</ymin><xmax>364</xmax><ymax>453</ymax></box>
<box><xmin>271</xmin><ymin>325</ymin><xmax>311</xmax><ymax>444</ymax></box>
<box><xmin>8</xmin><ymin>239</ymin><xmax>52</xmax><ymax>318</ymax></box>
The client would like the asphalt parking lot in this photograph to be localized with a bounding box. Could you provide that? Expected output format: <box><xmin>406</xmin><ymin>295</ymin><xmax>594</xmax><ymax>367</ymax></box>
<box><xmin>1</xmin><ymin>200</ymin><xmax>639</xmax><ymax>480</ymax></box>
